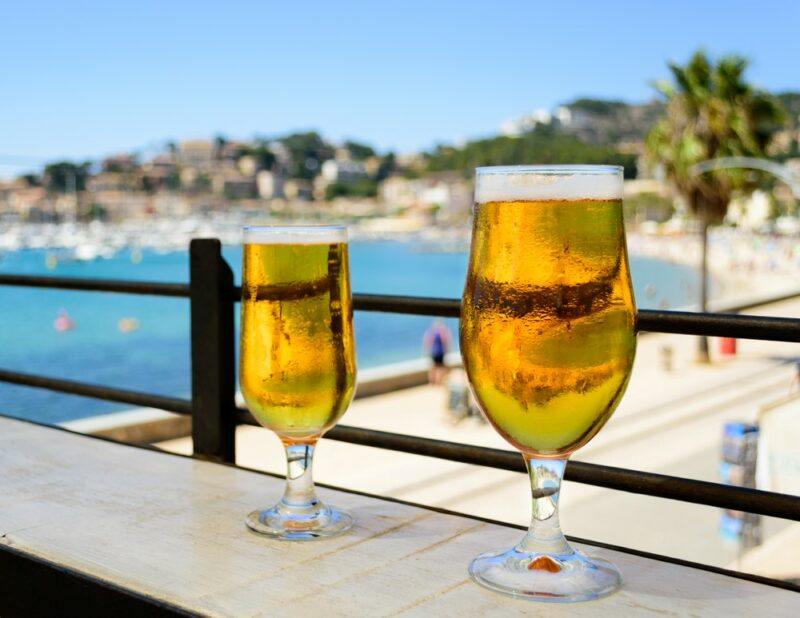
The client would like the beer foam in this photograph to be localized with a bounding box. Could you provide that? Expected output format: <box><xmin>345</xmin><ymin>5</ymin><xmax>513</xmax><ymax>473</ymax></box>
<box><xmin>475</xmin><ymin>165</ymin><xmax>623</xmax><ymax>203</ymax></box>
<box><xmin>243</xmin><ymin>225</ymin><xmax>347</xmax><ymax>245</ymax></box>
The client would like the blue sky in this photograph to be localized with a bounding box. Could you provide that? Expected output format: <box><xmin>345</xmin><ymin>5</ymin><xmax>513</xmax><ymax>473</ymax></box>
<box><xmin>0</xmin><ymin>1</ymin><xmax>797</xmax><ymax>175</ymax></box>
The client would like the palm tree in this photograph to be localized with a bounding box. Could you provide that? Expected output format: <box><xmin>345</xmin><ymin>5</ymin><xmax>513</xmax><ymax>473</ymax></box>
<box><xmin>646</xmin><ymin>51</ymin><xmax>785</xmax><ymax>362</ymax></box>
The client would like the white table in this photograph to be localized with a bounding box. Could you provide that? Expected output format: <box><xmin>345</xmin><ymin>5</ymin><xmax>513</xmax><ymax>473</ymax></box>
<box><xmin>0</xmin><ymin>416</ymin><xmax>797</xmax><ymax>616</ymax></box>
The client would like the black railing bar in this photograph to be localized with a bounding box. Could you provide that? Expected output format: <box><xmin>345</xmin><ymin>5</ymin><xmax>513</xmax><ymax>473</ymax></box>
<box><xmin>0</xmin><ymin>274</ymin><xmax>797</xmax><ymax>342</ymax></box>
<box><xmin>0</xmin><ymin>369</ymin><xmax>193</xmax><ymax>414</ymax></box>
<box><xmin>350</xmin><ymin>295</ymin><xmax>800</xmax><ymax>343</ymax></box>
<box><xmin>637</xmin><ymin>309</ymin><xmax>800</xmax><ymax>342</ymax></box>
<box><xmin>351</xmin><ymin>293</ymin><xmax>800</xmax><ymax>342</ymax></box>
<box><xmin>354</xmin><ymin>293</ymin><xmax>461</xmax><ymax>317</ymax></box>
<box><xmin>233</xmin><ymin>409</ymin><xmax>800</xmax><ymax>521</ymax></box>
<box><xmin>240</xmin><ymin>286</ymin><xmax>800</xmax><ymax>339</ymax></box>
<box><xmin>0</xmin><ymin>274</ymin><xmax>190</xmax><ymax>297</ymax></box>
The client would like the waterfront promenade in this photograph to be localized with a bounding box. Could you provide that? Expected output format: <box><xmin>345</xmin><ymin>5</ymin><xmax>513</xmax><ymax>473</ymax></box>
<box><xmin>158</xmin><ymin>296</ymin><xmax>800</xmax><ymax>578</ymax></box>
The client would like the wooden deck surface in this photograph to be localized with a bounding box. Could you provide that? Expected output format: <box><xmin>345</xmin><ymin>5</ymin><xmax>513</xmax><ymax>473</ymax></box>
<box><xmin>0</xmin><ymin>416</ymin><xmax>797</xmax><ymax>616</ymax></box>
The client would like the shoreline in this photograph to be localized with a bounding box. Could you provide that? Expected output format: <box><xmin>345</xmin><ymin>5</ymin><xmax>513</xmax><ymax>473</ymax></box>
<box><xmin>3</xmin><ymin>216</ymin><xmax>797</xmax><ymax>311</ymax></box>
<box><xmin>627</xmin><ymin>229</ymin><xmax>800</xmax><ymax>310</ymax></box>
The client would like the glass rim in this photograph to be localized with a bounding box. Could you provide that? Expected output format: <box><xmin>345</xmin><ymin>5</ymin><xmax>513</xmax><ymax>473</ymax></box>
<box><xmin>476</xmin><ymin>165</ymin><xmax>623</xmax><ymax>176</ymax></box>
<box><xmin>243</xmin><ymin>225</ymin><xmax>347</xmax><ymax>244</ymax></box>
<box><xmin>243</xmin><ymin>224</ymin><xmax>347</xmax><ymax>233</ymax></box>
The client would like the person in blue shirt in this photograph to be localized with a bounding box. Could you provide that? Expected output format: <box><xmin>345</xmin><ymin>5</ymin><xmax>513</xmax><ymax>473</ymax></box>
<box><xmin>423</xmin><ymin>320</ymin><xmax>452</xmax><ymax>385</ymax></box>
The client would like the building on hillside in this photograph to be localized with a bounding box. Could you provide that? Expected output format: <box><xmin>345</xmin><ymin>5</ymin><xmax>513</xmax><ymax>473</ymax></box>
<box><xmin>379</xmin><ymin>176</ymin><xmax>418</xmax><ymax>208</ymax></box>
<box><xmin>212</xmin><ymin>172</ymin><xmax>257</xmax><ymax>199</ymax></box>
<box><xmin>283</xmin><ymin>179</ymin><xmax>313</xmax><ymax>201</ymax></box>
<box><xmin>218</xmin><ymin>141</ymin><xmax>247</xmax><ymax>164</ymax></box>
<box><xmin>178</xmin><ymin>140</ymin><xmax>216</xmax><ymax>170</ymax></box>
<box><xmin>419</xmin><ymin>173</ymin><xmax>472</xmax><ymax>220</ymax></box>
<box><xmin>552</xmin><ymin>105</ymin><xmax>594</xmax><ymax>133</ymax></box>
<box><xmin>321</xmin><ymin>159</ymin><xmax>367</xmax><ymax>184</ymax></box>
<box><xmin>379</xmin><ymin>173</ymin><xmax>471</xmax><ymax>220</ymax></box>
<box><xmin>90</xmin><ymin>191</ymin><xmax>149</xmax><ymax>220</ymax></box>
<box><xmin>314</xmin><ymin>158</ymin><xmax>369</xmax><ymax>199</ymax></box>
<box><xmin>0</xmin><ymin>184</ymin><xmax>47</xmax><ymax>218</ymax></box>
<box><xmin>500</xmin><ymin>109</ymin><xmax>552</xmax><ymax>136</ymax></box>
<box><xmin>728</xmin><ymin>190</ymin><xmax>779</xmax><ymax>229</ymax></box>
<box><xmin>150</xmin><ymin>153</ymin><xmax>177</xmax><ymax>169</ymax></box>
<box><xmin>256</xmin><ymin>170</ymin><xmax>284</xmax><ymax>199</ymax></box>
<box><xmin>268</xmin><ymin>141</ymin><xmax>291</xmax><ymax>167</ymax></box>
<box><xmin>139</xmin><ymin>162</ymin><xmax>175</xmax><ymax>193</ymax></box>
<box><xmin>394</xmin><ymin>153</ymin><xmax>426</xmax><ymax>172</ymax></box>
<box><xmin>87</xmin><ymin>172</ymin><xmax>132</xmax><ymax>193</ymax></box>
<box><xmin>101</xmin><ymin>153</ymin><xmax>138</xmax><ymax>173</ymax></box>
<box><xmin>553</xmin><ymin>106</ymin><xmax>572</xmax><ymax>126</ymax></box>
<box><xmin>237</xmin><ymin>155</ymin><xmax>260</xmax><ymax>177</ymax></box>
<box><xmin>363</xmin><ymin>156</ymin><xmax>382</xmax><ymax>176</ymax></box>
<box><xmin>179</xmin><ymin>167</ymin><xmax>200</xmax><ymax>188</ymax></box>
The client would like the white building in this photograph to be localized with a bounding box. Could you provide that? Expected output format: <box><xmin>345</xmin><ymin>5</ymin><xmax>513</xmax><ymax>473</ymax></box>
<box><xmin>256</xmin><ymin>170</ymin><xmax>284</xmax><ymax>199</ymax></box>
<box><xmin>320</xmin><ymin>159</ymin><xmax>367</xmax><ymax>184</ymax></box>
<box><xmin>500</xmin><ymin>108</ymin><xmax>552</xmax><ymax>136</ymax></box>
<box><xmin>379</xmin><ymin>174</ymin><xmax>472</xmax><ymax>220</ymax></box>
<box><xmin>728</xmin><ymin>190</ymin><xmax>778</xmax><ymax>229</ymax></box>
<box><xmin>178</xmin><ymin>140</ymin><xmax>216</xmax><ymax>169</ymax></box>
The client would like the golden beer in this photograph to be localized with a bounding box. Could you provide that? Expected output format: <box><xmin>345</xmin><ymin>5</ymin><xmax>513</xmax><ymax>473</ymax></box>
<box><xmin>240</xmin><ymin>239</ymin><xmax>356</xmax><ymax>445</ymax></box>
<box><xmin>461</xmin><ymin>198</ymin><xmax>636</xmax><ymax>457</ymax></box>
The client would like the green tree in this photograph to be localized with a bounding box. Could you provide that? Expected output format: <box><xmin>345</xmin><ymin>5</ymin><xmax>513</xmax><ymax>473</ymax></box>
<box><xmin>165</xmin><ymin>170</ymin><xmax>181</xmax><ymax>191</ymax></box>
<box><xmin>344</xmin><ymin>140</ymin><xmax>376</xmax><ymax>160</ymax></box>
<box><xmin>241</xmin><ymin>143</ymin><xmax>276</xmax><ymax>170</ymax></box>
<box><xmin>43</xmin><ymin>161</ymin><xmax>91</xmax><ymax>192</ymax></box>
<box><xmin>213</xmin><ymin>134</ymin><xmax>228</xmax><ymax>157</ymax></box>
<box><xmin>424</xmin><ymin>126</ymin><xmax>637</xmax><ymax>178</ymax></box>
<box><xmin>279</xmin><ymin>132</ymin><xmax>335</xmax><ymax>180</ymax></box>
<box><xmin>646</xmin><ymin>51</ymin><xmax>785</xmax><ymax>361</ymax></box>
<box><xmin>324</xmin><ymin>178</ymin><xmax>378</xmax><ymax>200</ymax></box>
<box><xmin>376</xmin><ymin>152</ymin><xmax>397</xmax><ymax>181</ymax></box>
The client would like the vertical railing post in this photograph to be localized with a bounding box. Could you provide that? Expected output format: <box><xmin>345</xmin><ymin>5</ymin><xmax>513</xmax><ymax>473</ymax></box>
<box><xmin>190</xmin><ymin>238</ymin><xmax>236</xmax><ymax>463</ymax></box>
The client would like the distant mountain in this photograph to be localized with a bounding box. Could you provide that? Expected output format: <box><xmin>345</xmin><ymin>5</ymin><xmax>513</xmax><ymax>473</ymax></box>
<box><xmin>557</xmin><ymin>98</ymin><xmax>666</xmax><ymax>146</ymax></box>
<box><xmin>424</xmin><ymin>124</ymin><xmax>639</xmax><ymax>179</ymax></box>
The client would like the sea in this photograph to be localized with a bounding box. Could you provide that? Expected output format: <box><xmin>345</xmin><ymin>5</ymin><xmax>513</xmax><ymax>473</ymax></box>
<box><xmin>0</xmin><ymin>242</ymin><xmax>701</xmax><ymax>424</ymax></box>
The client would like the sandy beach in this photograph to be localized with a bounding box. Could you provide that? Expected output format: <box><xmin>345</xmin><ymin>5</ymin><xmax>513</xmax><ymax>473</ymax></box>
<box><xmin>627</xmin><ymin>228</ymin><xmax>800</xmax><ymax>308</ymax></box>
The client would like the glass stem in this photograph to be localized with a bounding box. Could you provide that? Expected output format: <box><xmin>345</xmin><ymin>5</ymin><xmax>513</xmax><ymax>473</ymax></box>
<box><xmin>518</xmin><ymin>458</ymin><xmax>572</xmax><ymax>556</ymax></box>
<box><xmin>280</xmin><ymin>443</ymin><xmax>321</xmax><ymax>510</ymax></box>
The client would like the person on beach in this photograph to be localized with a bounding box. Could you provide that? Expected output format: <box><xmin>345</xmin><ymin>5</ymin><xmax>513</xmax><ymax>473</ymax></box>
<box><xmin>423</xmin><ymin>320</ymin><xmax>451</xmax><ymax>385</ymax></box>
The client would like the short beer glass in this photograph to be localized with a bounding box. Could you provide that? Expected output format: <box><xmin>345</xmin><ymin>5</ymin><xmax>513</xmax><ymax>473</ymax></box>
<box><xmin>241</xmin><ymin>226</ymin><xmax>356</xmax><ymax>539</ymax></box>
<box><xmin>461</xmin><ymin>166</ymin><xmax>636</xmax><ymax>600</ymax></box>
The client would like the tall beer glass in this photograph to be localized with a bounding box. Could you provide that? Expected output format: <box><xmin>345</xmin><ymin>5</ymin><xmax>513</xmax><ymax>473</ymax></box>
<box><xmin>240</xmin><ymin>225</ymin><xmax>356</xmax><ymax>540</ymax></box>
<box><xmin>461</xmin><ymin>166</ymin><xmax>636</xmax><ymax>600</ymax></box>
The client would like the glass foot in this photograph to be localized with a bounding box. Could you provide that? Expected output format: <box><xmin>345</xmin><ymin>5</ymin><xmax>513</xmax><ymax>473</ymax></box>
<box><xmin>469</xmin><ymin>545</ymin><xmax>621</xmax><ymax>602</ymax></box>
<box><xmin>246</xmin><ymin>503</ymin><xmax>353</xmax><ymax>541</ymax></box>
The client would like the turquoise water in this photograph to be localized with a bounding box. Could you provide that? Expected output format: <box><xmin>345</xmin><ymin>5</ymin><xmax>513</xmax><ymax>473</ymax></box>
<box><xmin>0</xmin><ymin>242</ymin><xmax>698</xmax><ymax>424</ymax></box>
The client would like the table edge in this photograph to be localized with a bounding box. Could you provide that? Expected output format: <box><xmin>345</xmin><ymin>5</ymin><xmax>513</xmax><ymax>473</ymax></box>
<box><xmin>2</xmin><ymin>412</ymin><xmax>798</xmax><ymax>596</ymax></box>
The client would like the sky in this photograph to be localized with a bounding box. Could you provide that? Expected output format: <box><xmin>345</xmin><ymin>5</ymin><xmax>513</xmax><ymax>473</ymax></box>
<box><xmin>0</xmin><ymin>0</ymin><xmax>798</xmax><ymax>176</ymax></box>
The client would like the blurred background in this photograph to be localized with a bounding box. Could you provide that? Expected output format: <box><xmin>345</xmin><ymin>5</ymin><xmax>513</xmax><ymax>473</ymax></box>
<box><xmin>0</xmin><ymin>0</ymin><xmax>798</xmax><ymax>582</ymax></box>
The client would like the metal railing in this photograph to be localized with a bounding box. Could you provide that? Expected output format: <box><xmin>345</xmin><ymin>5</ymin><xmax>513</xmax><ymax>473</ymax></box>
<box><xmin>0</xmin><ymin>238</ymin><xmax>799</xmax><ymax>526</ymax></box>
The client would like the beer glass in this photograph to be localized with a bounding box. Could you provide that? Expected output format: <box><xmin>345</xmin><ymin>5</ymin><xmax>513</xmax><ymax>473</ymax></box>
<box><xmin>240</xmin><ymin>225</ymin><xmax>356</xmax><ymax>539</ymax></box>
<box><xmin>461</xmin><ymin>166</ymin><xmax>636</xmax><ymax>600</ymax></box>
